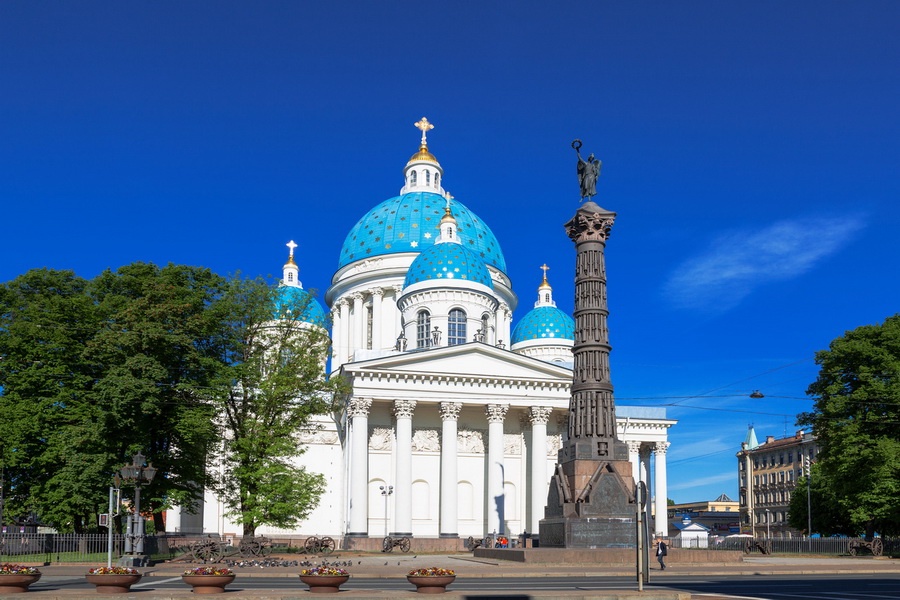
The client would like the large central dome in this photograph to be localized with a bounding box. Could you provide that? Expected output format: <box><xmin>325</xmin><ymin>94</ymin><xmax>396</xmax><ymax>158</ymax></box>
<box><xmin>338</xmin><ymin>191</ymin><xmax>507</xmax><ymax>272</ymax></box>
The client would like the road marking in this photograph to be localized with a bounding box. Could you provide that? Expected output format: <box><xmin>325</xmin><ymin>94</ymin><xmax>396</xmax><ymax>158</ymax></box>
<box><xmin>690</xmin><ymin>593</ymin><xmax>771</xmax><ymax>600</ymax></box>
<box><xmin>133</xmin><ymin>576</ymin><xmax>182</xmax><ymax>588</ymax></box>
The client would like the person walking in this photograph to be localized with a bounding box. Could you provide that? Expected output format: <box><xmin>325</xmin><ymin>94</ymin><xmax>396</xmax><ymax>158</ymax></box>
<box><xmin>655</xmin><ymin>538</ymin><xmax>668</xmax><ymax>570</ymax></box>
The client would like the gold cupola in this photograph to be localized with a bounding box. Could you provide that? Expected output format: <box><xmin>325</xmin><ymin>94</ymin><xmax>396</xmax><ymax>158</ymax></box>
<box><xmin>401</xmin><ymin>117</ymin><xmax>445</xmax><ymax>195</ymax></box>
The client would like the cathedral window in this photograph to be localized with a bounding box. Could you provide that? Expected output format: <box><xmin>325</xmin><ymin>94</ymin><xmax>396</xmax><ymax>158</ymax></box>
<box><xmin>545</xmin><ymin>293</ymin><xmax>550</xmax><ymax>303</ymax></box>
<box><xmin>410</xmin><ymin>171</ymin><xmax>417</xmax><ymax>186</ymax></box>
<box><xmin>448</xmin><ymin>308</ymin><xmax>466</xmax><ymax>345</ymax></box>
<box><xmin>425</xmin><ymin>170</ymin><xmax>431</xmax><ymax>185</ymax></box>
<box><xmin>435</xmin><ymin>173</ymin><xmax>440</xmax><ymax>188</ymax></box>
<box><xmin>287</xmin><ymin>272</ymin><xmax>293</xmax><ymax>282</ymax></box>
<box><xmin>416</xmin><ymin>310</ymin><xmax>431</xmax><ymax>348</ymax></box>
<box><xmin>481</xmin><ymin>314</ymin><xmax>490</xmax><ymax>343</ymax></box>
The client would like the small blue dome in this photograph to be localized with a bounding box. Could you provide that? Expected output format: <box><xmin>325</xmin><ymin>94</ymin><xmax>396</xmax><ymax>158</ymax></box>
<box><xmin>338</xmin><ymin>192</ymin><xmax>507</xmax><ymax>272</ymax></box>
<box><xmin>511</xmin><ymin>306</ymin><xmax>575</xmax><ymax>344</ymax></box>
<box><xmin>404</xmin><ymin>243</ymin><xmax>493</xmax><ymax>289</ymax></box>
<box><xmin>272</xmin><ymin>286</ymin><xmax>327</xmax><ymax>327</ymax></box>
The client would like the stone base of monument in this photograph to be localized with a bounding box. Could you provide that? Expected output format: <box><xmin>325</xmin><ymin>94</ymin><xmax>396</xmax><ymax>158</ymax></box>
<box><xmin>539</xmin><ymin>458</ymin><xmax>637</xmax><ymax>548</ymax></box>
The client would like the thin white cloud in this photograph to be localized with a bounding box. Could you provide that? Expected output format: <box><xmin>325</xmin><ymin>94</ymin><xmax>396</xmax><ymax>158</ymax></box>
<box><xmin>663</xmin><ymin>216</ymin><xmax>865</xmax><ymax>313</ymax></box>
<box><xmin>668</xmin><ymin>470</ymin><xmax>734</xmax><ymax>492</ymax></box>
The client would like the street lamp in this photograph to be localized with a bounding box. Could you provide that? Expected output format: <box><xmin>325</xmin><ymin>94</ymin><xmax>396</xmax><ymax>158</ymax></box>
<box><xmin>119</xmin><ymin>452</ymin><xmax>157</xmax><ymax>566</ymax></box>
<box><xmin>379</xmin><ymin>485</ymin><xmax>393</xmax><ymax>537</ymax></box>
<box><xmin>765</xmin><ymin>509</ymin><xmax>771</xmax><ymax>539</ymax></box>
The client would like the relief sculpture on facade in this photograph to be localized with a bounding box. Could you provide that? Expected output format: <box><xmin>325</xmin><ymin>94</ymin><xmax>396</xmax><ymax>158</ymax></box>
<box><xmin>412</xmin><ymin>429</ymin><xmax>440</xmax><ymax>452</ymax></box>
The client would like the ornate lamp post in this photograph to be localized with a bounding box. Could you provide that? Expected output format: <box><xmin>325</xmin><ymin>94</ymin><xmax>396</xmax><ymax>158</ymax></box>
<box><xmin>119</xmin><ymin>452</ymin><xmax>157</xmax><ymax>566</ymax></box>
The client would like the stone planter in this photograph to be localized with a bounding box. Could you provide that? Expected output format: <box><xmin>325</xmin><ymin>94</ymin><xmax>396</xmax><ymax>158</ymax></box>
<box><xmin>182</xmin><ymin>574</ymin><xmax>236</xmax><ymax>594</ymax></box>
<box><xmin>0</xmin><ymin>573</ymin><xmax>42</xmax><ymax>593</ymax></box>
<box><xmin>407</xmin><ymin>575</ymin><xmax>456</xmax><ymax>593</ymax></box>
<box><xmin>84</xmin><ymin>574</ymin><xmax>142</xmax><ymax>594</ymax></box>
<box><xmin>299</xmin><ymin>574</ymin><xmax>350</xmax><ymax>593</ymax></box>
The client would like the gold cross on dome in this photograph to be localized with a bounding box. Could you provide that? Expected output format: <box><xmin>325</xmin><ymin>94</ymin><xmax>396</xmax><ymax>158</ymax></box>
<box><xmin>286</xmin><ymin>240</ymin><xmax>298</xmax><ymax>257</ymax></box>
<box><xmin>414</xmin><ymin>117</ymin><xmax>434</xmax><ymax>145</ymax></box>
<box><xmin>540</xmin><ymin>263</ymin><xmax>550</xmax><ymax>281</ymax></box>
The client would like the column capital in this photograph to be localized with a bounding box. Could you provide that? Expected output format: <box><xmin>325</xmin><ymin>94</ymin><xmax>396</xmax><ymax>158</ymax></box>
<box><xmin>485</xmin><ymin>404</ymin><xmax>509</xmax><ymax>424</ymax></box>
<box><xmin>393</xmin><ymin>399</ymin><xmax>417</xmax><ymax>419</ymax></box>
<box><xmin>370</xmin><ymin>287</ymin><xmax>385</xmax><ymax>298</ymax></box>
<box><xmin>529</xmin><ymin>406</ymin><xmax>553</xmax><ymax>425</ymax></box>
<box><xmin>654</xmin><ymin>441</ymin><xmax>671</xmax><ymax>455</ymax></box>
<box><xmin>393</xmin><ymin>284</ymin><xmax>404</xmax><ymax>295</ymax></box>
<box><xmin>351</xmin><ymin>291</ymin><xmax>365</xmax><ymax>302</ymax></box>
<box><xmin>565</xmin><ymin>208</ymin><xmax>615</xmax><ymax>243</ymax></box>
<box><xmin>626</xmin><ymin>440</ymin><xmax>642</xmax><ymax>454</ymax></box>
<box><xmin>338</xmin><ymin>297</ymin><xmax>350</xmax><ymax>308</ymax></box>
<box><xmin>440</xmin><ymin>402</ymin><xmax>462</xmax><ymax>421</ymax></box>
<box><xmin>347</xmin><ymin>397</ymin><xmax>373</xmax><ymax>417</ymax></box>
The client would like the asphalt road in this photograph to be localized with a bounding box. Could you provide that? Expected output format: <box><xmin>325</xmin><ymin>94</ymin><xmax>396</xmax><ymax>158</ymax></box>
<box><xmin>26</xmin><ymin>573</ymin><xmax>900</xmax><ymax>599</ymax></box>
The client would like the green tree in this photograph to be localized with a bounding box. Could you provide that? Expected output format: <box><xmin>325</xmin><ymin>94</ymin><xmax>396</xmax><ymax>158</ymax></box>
<box><xmin>205</xmin><ymin>277</ymin><xmax>345</xmax><ymax>536</ymax></box>
<box><xmin>786</xmin><ymin>466</ymin><xmax>857</xmax><ymax>536</ymax></box>
<box><xmin>86</xmin><ymin>263</ymin><xmax>225</xmax><ymax>532</ymax></box>
<box><xmin>798</xmin><ymin>314</ymin><xmax>900</xmax><ymax>537</ymax></box>
<box><xmin>0</xmin><ymin>269</ymin><xmax>106</xmax><ymax>532</ymax></box>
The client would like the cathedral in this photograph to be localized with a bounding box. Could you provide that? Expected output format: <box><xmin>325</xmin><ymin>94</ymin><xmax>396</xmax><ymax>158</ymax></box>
<box><xmin>172</xmin><ymin>119</ymin><xmax>675</xmax><ymax>542</ymax></box>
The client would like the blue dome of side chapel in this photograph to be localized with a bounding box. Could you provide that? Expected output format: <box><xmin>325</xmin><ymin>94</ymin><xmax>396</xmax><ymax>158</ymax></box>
<box><xmin>338</xmin><ymin>192</ymin><xmax>507</xmax><ymax>272</ymax></box>
<box><xmin>272</xmin><ymin>285</ymin><xmax>327</xmax><ymax>327</ymax></box>
<box><xmin>511</xmin><ymin>306</ymin><xmax>575</xmax><ymax>344</ymax></box>
<box><xmin>404</xmin><ymin>242</ymin><xmax>493</xmax><ymax>289</ymax></box>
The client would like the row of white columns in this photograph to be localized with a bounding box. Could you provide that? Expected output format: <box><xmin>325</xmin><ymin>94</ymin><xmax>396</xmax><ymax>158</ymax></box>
<box><xmin>347</xmin><ymin>398</ymin><xmax>670</xmax><ymax>538</ymax></box>
<box><xmin>345</xmin><ymin>399</ymin><xmax>557</xmax><ymax>537</ymax></box>
<box><xmin>627</xmin><ymin>440</ymin><xmax>671</xmax><ymax>537</ymax></box>
<box><xmin>331</xmin><ymin>289</ymin><xmax>516</xmax><ymax>371</ymax></box>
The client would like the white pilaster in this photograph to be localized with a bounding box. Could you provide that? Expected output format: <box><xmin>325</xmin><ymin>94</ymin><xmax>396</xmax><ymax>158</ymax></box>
<box><xmin>486</xmin><ymin>404</ymin><xmax>508</xmax><ymax>534</ymax></box>
<box><xmin>439</xmin><ymin>402</ymin><xmax>462</xmax><ymax>537</ymax></box>
<box><xmin>330</xmin><ymin>306</ymin><xmax>341</xmax><ymax>366</ymax></box>
<box><xmin>351</xmin><ymin>292</ymin><xmax>365</xmax><ymax>358</ymax></box>
<box><xmin>393</xmin><ymin>285</ymin><xmax>403</xmax><ymax>347</ymax></box>
<box><xmin>371</xmin><ymin>288</ymin><xmax>384</xmax><ymax>350</ymax></box>
<box><xmin>626</xmin><ymin>441</ymin><xmax>642</xmax><ymax>483</ymax></box>
<box><xmin>347</xmin><ymin>397</ymin><xmax>372</xmax><ymax>537</ymax></box>
<box><xmin>338</xmin><ymin>298</ymin><xmax>350</xmax><ymax>367</ymax></box>
<box><xmin>654</xmin><ymin>441</ymin><xmax>670</xmax><ymax>537</ymax></box>
<box><xmin>529</xmin><ymin>406</ymin><xmax>552</xmax><ymax>534</ymax></box>
<box><xmin>393</xmin><ymin>399</ymin><xmax>416</xmax><ymax>536</ymax></box>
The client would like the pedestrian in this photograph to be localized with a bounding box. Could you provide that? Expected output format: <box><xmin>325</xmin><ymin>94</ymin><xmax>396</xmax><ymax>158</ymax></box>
<box><xmin>655</xmin><ymin>537</ymin><xmax>668</xmax><ymax>570</ymax></box>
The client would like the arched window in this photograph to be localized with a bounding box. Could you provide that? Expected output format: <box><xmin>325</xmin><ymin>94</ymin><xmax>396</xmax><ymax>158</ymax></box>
<box><xmin>544</xmin><ymin>293</ymin><xmax>550</xmax><ymax>303</ymax></box>
<box><xmin>425</xmin><ymin>170</ymin><xmax>431</xmax><ymax>185</ymax></box>
<box><xmin>448</xmin><ymin>308</ymin><xmax>466</xmax><ymax>345</ymax></box>
<box><xmin>416</xmin><ymin>310</ymin><xmax>431</xmax><ymax>348</ymax></box>
<box><xmin>435</xmin><ymin>173</ymin><xmax>440</xmax><ymax>188</ymax></box>
<box><xmin>410</xmin><ymin>171</ymin><xmax>417</xmax><ymax>186</ymax></box>
<box><xmin>287</xmin><ymin>272</ymin><xmax>293</xmax><ymax>282</ymax></box>
<box><xmin>481</xmin><ymin>313</ymin><xmax>490</xmax><ymax>342</ymax></box>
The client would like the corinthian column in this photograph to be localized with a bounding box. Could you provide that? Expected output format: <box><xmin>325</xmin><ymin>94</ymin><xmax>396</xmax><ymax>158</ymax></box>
<box><xmin>350</xmin><ymin>292</ymin><xmax>365</xmax><ymax>357</ymax></box>
<box><xmin>338</xmin><ymin>298</ymin><xmax>350</xmax><ymax>367</ymax></box>
<box><xmin>654</xmin><ymin>441</ymin><xmax>670</xmax><ymax>537</ymax></box>
<box><xmin>393</xmin><ymin>399</ymin><xmax>416</xmax><ymax>536</ymax></box>
<box><xmin>347</xmin><ymin>397</ymin><xmax>372</xmax><ymax>537</ymax></box>
<box><xmin>485</xmin><ymin>404</ymin><xmax>508</xmax><ymax>535</ymax></box>
<box><xmin>371</xmin><ymin>288</ymin><xmax>384</xmax><ymax>350</ymax></box>
<box><xmin>439</xmin><ymin>402</ymin><xmax>462</xmax><ymax>537</ymax></box>
<box><xmin>529</xmin><ymin>406</ymin><xmax>553</xmax><ymax>533</ymax></box>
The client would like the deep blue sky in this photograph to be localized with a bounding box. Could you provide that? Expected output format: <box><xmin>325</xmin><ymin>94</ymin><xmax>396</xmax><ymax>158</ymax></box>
<box><xmin>3</xmin><ymin>1</ymin><xmax>898</xmax><ymax>504</ymax></box>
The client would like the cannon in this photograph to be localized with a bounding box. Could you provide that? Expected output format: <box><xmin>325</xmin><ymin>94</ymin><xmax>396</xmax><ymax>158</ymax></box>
<box><xmin>239</xmin><ymin>535</ymin><xmax>272</xmax><ymax>558</ymax></box>
<box><xmin>848</xmin><ymin>538</ymin><xmax>883</xmax><ymax>556</ymax></box>
<box><xmin>303</xmin><ymin>536</ymin><xmax>335</xmax><ymax>554</ymax></box>
<box><xmin>381</xmin><ymin>535</ymin><xmax>411</xmax><ymax>553</ymax></box>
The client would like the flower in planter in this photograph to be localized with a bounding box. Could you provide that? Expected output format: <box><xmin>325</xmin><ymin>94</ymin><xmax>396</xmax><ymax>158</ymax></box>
<box><xmin>408</xmin><ymin>567</ymin><xmax>455</xmax><ymax>577</ymax></box>
<box><xmin>0</xmin><ymin>564</ymin><xmax>41</xmax><ymax>575</ymax></box>
<box><xmin>300</xmin><ymin>566</ymin><xmax>349</xmax><ymax>576</ymax></box>
<box><xmin>87</xmin><ymin>567</ymin><xmax>140</xmax><ymax>575</ymax></box>
<box><xmin>183</xmin><ymin>567</ymin><xmax>234</xmax><ymax>576</ymax></box>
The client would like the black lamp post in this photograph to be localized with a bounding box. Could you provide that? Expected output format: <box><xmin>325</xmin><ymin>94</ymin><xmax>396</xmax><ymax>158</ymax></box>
<box><xmin>119</xmin><ymin>452</ymin><xmax>157</xmax><ymax>566</ymax></box>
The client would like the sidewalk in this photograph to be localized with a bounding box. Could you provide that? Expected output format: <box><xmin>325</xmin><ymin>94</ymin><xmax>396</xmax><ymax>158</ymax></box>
<box><xmin>8</xmin><ymin>554</ymin><xmax>898</xmax><ymax>600</ymax></box>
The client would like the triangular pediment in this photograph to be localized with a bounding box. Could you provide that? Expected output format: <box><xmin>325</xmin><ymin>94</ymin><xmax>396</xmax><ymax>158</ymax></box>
<box><xmin>341</xmin><ymin>342</ymin><xmax>572</xmax><ymax>383</ymax></box>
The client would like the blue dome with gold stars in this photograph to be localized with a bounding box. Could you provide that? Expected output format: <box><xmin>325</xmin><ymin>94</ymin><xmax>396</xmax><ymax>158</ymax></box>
<box><xmin>272</xmin><ymin>286</ymin><xmax>327</xmax><ymax>327</ymax></box>
<box><xmin>404</xmin><ymin>242</ymin><xmax>493</xmax><ymax>289</ymax></box>
<box><xmin>511</xmin><ymin>306</ymin><xmax>575</xmax><ymax>344</ymax></box>
<box><xmin>338</xmin><ymin>192</ymin><xmax>507</xmax><ymax>272</ymax></box>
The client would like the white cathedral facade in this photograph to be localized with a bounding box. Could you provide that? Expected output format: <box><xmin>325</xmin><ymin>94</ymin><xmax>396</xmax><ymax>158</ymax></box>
<box><xmin>169</xmin><ymin>120</ymin><xmax>676</xmax><ymax>541</ymax></box>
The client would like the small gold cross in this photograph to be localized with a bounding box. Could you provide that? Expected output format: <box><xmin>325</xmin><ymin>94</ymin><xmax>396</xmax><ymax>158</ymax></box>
<box><xmin>414</xmin><ymin>117</ymin><xmax>434</xmax><ymax>145</ymax></box>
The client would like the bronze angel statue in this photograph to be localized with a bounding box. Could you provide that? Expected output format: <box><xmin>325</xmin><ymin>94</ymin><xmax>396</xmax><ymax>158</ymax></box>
<box><xmin>572</xmin><ymin>139</ymin><xmax>601</xmax><ymax>200</ymax></box>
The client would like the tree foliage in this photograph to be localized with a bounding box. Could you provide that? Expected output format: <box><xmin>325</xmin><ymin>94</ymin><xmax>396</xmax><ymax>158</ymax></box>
<box><xmin>798</xmin><ymin>314</ymin><xmax>900</xmax><ymax>537</ymax></box>
<box><xmin>204</xmin><ymin>277</ymin><xmax>346</xmax><ymax>536</ymax></box>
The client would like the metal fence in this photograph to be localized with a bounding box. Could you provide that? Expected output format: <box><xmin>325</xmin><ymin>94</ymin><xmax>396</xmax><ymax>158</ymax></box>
<box><xmin>670</xmin><ymin>534</ymin><xmax>897</xmax><ymax>555</ymax></box>
<box><xmin>0</xmin><ymin>532</ymin><xmax>173</xmax><ymax>564</ymax></box>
